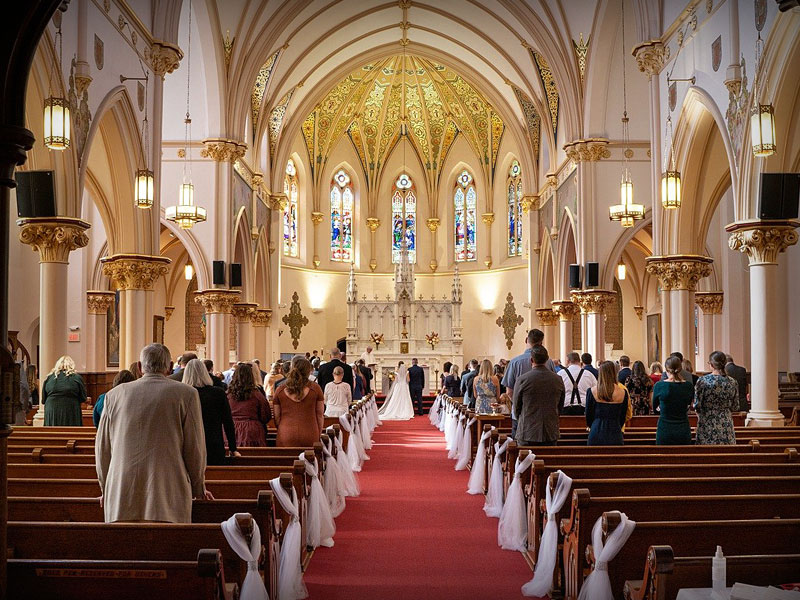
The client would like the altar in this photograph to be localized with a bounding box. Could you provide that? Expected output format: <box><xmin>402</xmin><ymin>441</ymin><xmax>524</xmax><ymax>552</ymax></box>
<box><xmin>346</xmin><ymin>243</ymin><xmax>464</xmax><ymax>394</ymax></box>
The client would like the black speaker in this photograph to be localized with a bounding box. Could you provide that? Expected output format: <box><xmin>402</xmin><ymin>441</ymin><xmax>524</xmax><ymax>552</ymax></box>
<box><xmin>759</xmin><ymin>173</ymin><xmax>800</xmax><ymax>219</ymax></box>
<box><xmin>15</xmin><ymin>170</ymin><xmax>56</xmax><ymax>218</ymax></box>
<box><xmin>212</xmin><ymin>261</ymin><xmax>226</xmax><ymax>286</ymax></box>
<box><xmin>230</xmin><ymin>263</ymin><xmax>242</xmax><ymax>288</ymax></box>
<box><xmin>568</xmin><ymin>264</ymin><xmax>581</xmax><ymax>289</ymax></box>
<box><xmin>585</xmin><ymin>262</ymin><xmax>600</xmax><ymax>288</ymax></box>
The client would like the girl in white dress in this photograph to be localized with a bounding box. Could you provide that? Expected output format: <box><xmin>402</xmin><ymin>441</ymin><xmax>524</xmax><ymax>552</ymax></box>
<box><xmin>378</xmin><ymin>362</ymin><xmax>415</xmax><ymax>420</ymax></box>
<box><xmin>324</xmin><ymin>366</ymin><xmax>352</xmax><ymax>417</ymax></box>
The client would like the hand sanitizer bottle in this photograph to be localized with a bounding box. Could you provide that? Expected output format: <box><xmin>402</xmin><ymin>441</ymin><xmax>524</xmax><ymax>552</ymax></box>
<box><xmin>712</xmin><ymin>545</ymin><xmax>726</xmax><ymax>598</ymax></box>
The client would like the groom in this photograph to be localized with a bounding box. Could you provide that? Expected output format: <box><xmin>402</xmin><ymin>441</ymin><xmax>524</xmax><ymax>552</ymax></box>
<box><xmin>408</xmin><ymin>358</ymin><xmax>425</xmax><ymax>415</ymax></box>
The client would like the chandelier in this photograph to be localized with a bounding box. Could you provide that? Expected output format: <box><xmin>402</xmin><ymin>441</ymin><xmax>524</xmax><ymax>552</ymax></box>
<box><xmin>165</xmin><ymin>0</ymin><xmax>206</xmax><ymax>229</ymax></box>
<box><xmin>43</xmin><ymin>18</ymin><xmax>70</xmax><ymax>150</ymax></box>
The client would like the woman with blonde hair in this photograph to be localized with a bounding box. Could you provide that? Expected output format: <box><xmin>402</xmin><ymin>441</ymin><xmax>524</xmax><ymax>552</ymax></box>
<box><xmin>42</xmin><ymin>355</ymin><xmax>87</xmax><ymax>426</ymax></box>
<box><xmin>473</xmin><ymin>359</ymin><xmax>500</xmax><ymax>414</ymax></box>
<box><xmin>585</xmin><ymin>361</ymin><xmax>629</xmax><ymax>445</ymax></box>
<box><xmin>263</xmin><ymin>361</ymin><xmax>283</xmax><ymax>399</ymax></box>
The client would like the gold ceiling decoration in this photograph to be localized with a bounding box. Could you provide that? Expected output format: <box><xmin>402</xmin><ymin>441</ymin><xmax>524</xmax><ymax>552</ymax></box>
<box><xmin>251</xmin><ymin>49</ymin><xmax>282</xmax><ymax>139</ymax></box>
<box><xmin>302</xmin><ymin>55</ymin><xmax>505</xmax><ymax>196</ymax></box>
<box><xmin>511</xmin><ymin>84</ymin><xmax>541</xmax><ymax>160</ymax></box>
<box><xmin>268</xmin><ymin>90</ymin><xmax>293</xmax><ymax>158</ymax></box>
<box><xmin>531</xmin><ymin>51</ymin><xmax>559</xmax><ymax>138</ymax></box>
<box><xmin>572</xmin><ymin>33</ymin><xmax>590</xmax><ymax>85</ymax></box>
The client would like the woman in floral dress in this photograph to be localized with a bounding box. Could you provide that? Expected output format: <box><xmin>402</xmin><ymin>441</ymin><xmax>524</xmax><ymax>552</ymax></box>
<box><xmin>473</xmin><ymin>359</ymin><xmax>500</xmax><ymax>414</ymax></box>
<box><xmin>624</xmin><ymin>361</ymin><xmax>654</xmax><ymax>415</ymax></box>
<box><xmin>694</xmin><ymin>351</ymin><xmax>739</xmax><ymax>445</ymax></box>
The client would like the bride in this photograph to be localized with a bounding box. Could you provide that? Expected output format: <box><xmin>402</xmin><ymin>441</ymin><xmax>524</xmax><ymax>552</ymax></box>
<box><xmin>378</xmin><ymin>361</ymin><xmax>415</xmax><ymax>420</ymax></box>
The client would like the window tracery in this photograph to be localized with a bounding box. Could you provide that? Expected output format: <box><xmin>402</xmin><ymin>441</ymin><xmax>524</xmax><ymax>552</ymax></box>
<box><xmin>392</xmin><ymin>173</ymin><xmax>416</xmax><ymax>263</ymax></box>
<box><xmin>330</xmin><ymin>169</ymin><xmax>353</xmax><ymax>262</ymax></box>
<box><xmin>507</xmin><ymin>160</ymin><xmax>523</xmax><ymax>257</ymax></box>
<box><xmin>454</xmin><ymin>169</ymin><xmax>477</xmax><ymax>262</ymax></box>
<box><xmin>283</xmin><ymin>159</ymin><xmax>299</xmax><ymax>257</ymax></box>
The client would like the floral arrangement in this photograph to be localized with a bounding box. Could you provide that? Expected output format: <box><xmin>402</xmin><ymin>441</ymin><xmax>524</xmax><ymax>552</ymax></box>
<box><xmin>425</xmin><ymin>331</ymin><xmax>440</xmax><ymax>349</ymax></box>
<box><xmin>370</xmin><ymin>332</ymin><xmax>384</xmax><ymax>349</ymax></box>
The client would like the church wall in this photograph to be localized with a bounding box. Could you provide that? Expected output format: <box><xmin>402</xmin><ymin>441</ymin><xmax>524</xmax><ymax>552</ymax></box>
<box><xmin>785</xmin><ymin>246</ymin><xmax>800</xmax><ymax>373</ymax></box>
<box><xmin>617</xmin><ymin>273</ymin><xmax>646</xmax><ymax>362</ymax></box>
<box><xmin>7</xmin><ymin>195</ymin><xmax>42</xmax><ymax>362</ymax></box>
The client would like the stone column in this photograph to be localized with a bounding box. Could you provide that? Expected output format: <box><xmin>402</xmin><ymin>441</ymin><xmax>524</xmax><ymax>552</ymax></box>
<box><xmin>251</xmin><ymin>308</ymin><xmax>272</xmax><ymax>363</ymax></box>
<box><xmin>101</xmin><ymin>254</ymin><xmax>171</xmax><ymax>368</ymax></box>
<box><xmin>232</xmin><ymin>302</ymin><xmax>257</xmax><ymax>361</ymax></box>
<box><xmin>194</xmin><ymin>289</ymin><xmax>240</xmax><ymax>373</ymax></box>
<box><xmin>17</xmin><ymin>218</ymin><xmax>90</xmax><ymax>398</ymax></box>
<box><xmin>551</xmin><ymin>300</ymin><xmax>578</xmax><ymax>364</ymax></box>
<box><xmin>85</xmin><ymin>291</ymin><xmax>115</xmax><ymax>372</ymax></box>
<box><xmin>535</xmin><ymin>307</ymin><xmax>560</xmax><ymax>362</ymax></box>
<box><xmin>728</xmin><ymin>220</ymin><xmax>799</xmax><ymax>426</ymax></box>
<box><xmin>571</xmin><ymin>289</ymin><xmax>616</xmax><ymax>362</ymax></box>
<box><xmin>695</xmin><ymin>292</ymin><xmax>724</xmax><ymax>369</ymax></box>
<box><xmin>646</xmin><ymin>256</ymin><xmax>713</xmax><ymax>364</ymax></box>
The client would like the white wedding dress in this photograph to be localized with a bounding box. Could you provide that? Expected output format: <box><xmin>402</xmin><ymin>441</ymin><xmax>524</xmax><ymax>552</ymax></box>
<box><xmin>378</xmin><ymin>365</ymin><xmax>415</xmax><ymax>420</ymax></box>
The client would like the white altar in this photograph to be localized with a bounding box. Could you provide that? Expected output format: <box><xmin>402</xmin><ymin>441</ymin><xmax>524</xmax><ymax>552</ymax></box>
<box><xmin>346</xmin><ymin>244</ymin><xmax>464</xmax><ymax>394</ymax></box>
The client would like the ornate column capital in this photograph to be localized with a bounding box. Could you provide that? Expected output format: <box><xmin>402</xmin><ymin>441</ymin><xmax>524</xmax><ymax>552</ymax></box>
<box><xmin>632</xmin><ymin>40</ymin><xmax>666</xmax><ymax>79</ymax></box>
<box><xmin>17</xmin><ymin>217</ymin><xmax>90</xmax><ymax>263</ymax></box>
<box><xmin>546</xmin><ymin>172</ymin><xmax>558</xmax><ymax>188</ymax></box>
<box><xmin>149</xmin><ymin>39</ymin><xmax>183</xmax><ymax>79</ymax></box>
<box><xmin>100</xmin><ymin>254</ymin><xmax>171</xmax><ymax>291</ymax></box>
<box><xmin>535</xmin><ymin>307</ymin><xmax>560</xmax><ymax>327</ymax></box>
<box><xmin>250</xmin><ymin>308</ymin><xmax>272</xmax><ymax>327</ymax></box>
<box><xmin>366</xmin><ymin>217</ymin><xmax>381</xmax><ymax>233</ymax></box>
<box><xmin>267</xmin><ymin>193</ymin><xmax>287</xmax><ymax>211</ymax></box>
<box><xmin>551</xmin><ymin>299</ymin><xmax>578</xmax><ymax>321</ymax></box>
<box><xmin>194</xmin><ymin>289</ymin><xmax>241</xmax><ymax>314</ymax></box>
<box><xmin>232</xmin><ymin>302</ymin><xmax>258</xmax><ymax>323</ymax></box>
<box><xmin>726</xmin><ymin>219</ymin><xmax>800</xmax><ymax>265</ymax></box>
<box><xmin>426</xmin><ymin>217</ymin><xmax>441</xmax><ymax>233</ymax></box>
<box><xmin>86</xmin><ymin>290</ymin><xmax>115</xmax><ymax>314</ymax></box>
<box><xmin>164</xmin><ymin>305</ymin><xmax>175</xmax><ymax>320</ymax></box>
<box><xmin>570</xmin><ymin>289</ymin><xmax>617</xmax><ymax>314</ymax></box>
<box><xmin>563</xmin><ymin>138</ymin><xmax>610</xmax><ymax>162</ymax></box>
<box><xmin>200</xmin><ymin>138</ymin><xmax>248</xmax><ymax>162</ymax></box>
<box><xmin>633</xmin><ymin>306</ymin><xmax>644</xmax><ymax>320</ymax></box>
<box><xmin>481</xmin><ymin>212</ymin><xmax>495</xmax><ymax>225</ymax></box>
<box><xmin>695</xmin><ymin>291</ymin><xmax>724</xmax><ymax>314</ymax></box>
<box><xmin>310</xmin><ymin>211</ymin><xmax>324</xmax><ymax>225</ymax></box>
<box><xmin>645</xmin><ymin>255</ymin><xmax>714</xmax><ymax>291</ymax></box>
<box><xmin>521</xmin><ymin>195</ymin><xmax>540</xmax><ymax>213</ymax></box>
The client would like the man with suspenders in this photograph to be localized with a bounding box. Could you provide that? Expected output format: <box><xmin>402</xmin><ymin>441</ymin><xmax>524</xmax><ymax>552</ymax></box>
<box><xmin>559</xmin><ymin>352</ymin><xmax>597</xmax><ymax>415</ymax></box>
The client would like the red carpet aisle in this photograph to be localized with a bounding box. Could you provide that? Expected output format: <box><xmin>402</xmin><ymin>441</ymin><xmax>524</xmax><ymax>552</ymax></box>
<box><xmin>304</xmin><ymin>417</ymin><xmax>534</xmax><ymax>599</ymax></box>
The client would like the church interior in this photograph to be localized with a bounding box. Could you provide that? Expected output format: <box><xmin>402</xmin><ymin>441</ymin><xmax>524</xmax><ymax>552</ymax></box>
<box><xmin>1</xmin><ymin>0</ymin><xmax>800</xmax><ymax>598</ymax></box>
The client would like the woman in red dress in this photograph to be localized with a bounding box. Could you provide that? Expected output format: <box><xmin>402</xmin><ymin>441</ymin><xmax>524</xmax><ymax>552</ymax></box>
<box><xmin>227</xmin><ymin>363</ymin><xmax>271</xmax><ymax>447</ymax></box>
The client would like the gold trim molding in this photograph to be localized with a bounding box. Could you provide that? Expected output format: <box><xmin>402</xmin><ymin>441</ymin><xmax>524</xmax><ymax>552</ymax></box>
<box><xmin>645</xmin><ymin>255</ymin><xmax>714</xmax><ymax>291</ymax></box>
<box><xmin>563</xmin><ymin>138</ymin><xmax>610</xmax><ymax>162</ymax></box>
<box><xmin>695</xmin><ymin>291</ymin><xmax>724</xmax><ymax>314</ymax></box>
<box><xmin>194</xmin><ymin>289</ymin><xmax>241</xmax><ymax>314</ymax></box>
<box><xmin>100</xmin><ymin>254</ymin><xmax>171</xmax><ymax>291</ymax></box>
<box><xmin>481</xmin><ymin>212</ymin><xmax>495</xmax><ymax>226</ymax></box>
<box><xmin>726</xmin><ymin>220</ymin><xmax>800</xmax><ymax>266</ymax></box>
<box><xmin>200</xmin><ymin>138</ymin><xmax>248</xmax><ymax>162</ymax></box>
<box><xmin>570</xmin><ymin>289</ymin><xmax>617</xmax><ymax>314</ymax></box>
<box><xmin>164</xmin><ymin>305</ymin><xmax>175</xmax><ymax>321</ymax></box>
<box><xmin>366</xmin><ymin>217</ymin><xmax>381</xmax><ymax>233</ymax></box>
<box><xmin>251</xmin><ymin>308</ymin><xmax>272</xmax><ymax>327</ymax></box>
<box><xmin>267</xmin><ymin>193</ymin><xmax>287</xmax><ymax>211</ymax></box>
<box><xmin>551</xmin><ymin>299</ymin><xmax>578</xmax><ymax>322</ymax></box>
<box><xmin>521</xmin><ymin>195</ymin><xmax>539</xmax><ymax>213</ymax></box>
<box><xmin>535</xmin><ymin>307</ymin><xmax>559</xmax><ymax>327</ymax></box>
<box><xmin>310</xmin><ymin>211</ymin><xmax>324</xmax><ymax>225</ymax></box>
<box><xmin>632</xmin><ymin>40</ymin><xmax>666</xmax><ymax>79</ymax></box>
<box><xmin>232</xmin><ymin>302</ymin><xmax>258</xmax><ymax>323</ymax></box>
<box><xmin>149</xmin><ymin>40</ymin><xmax>183</xmax><ymax>79</ymax></box>
<box><xmin>426</xmin><ymin>218</ymin><xmax>440</xmax><ymax>233</ymax></box>
<box><xmin>86</xmin><ymin>290</ymin><xmax>115</xmax><ymax>314</ymax></box>
<box><xmin>17</xmin><ymin>217</ymin><xmax>91</xmax><ymax>264</ymax></box>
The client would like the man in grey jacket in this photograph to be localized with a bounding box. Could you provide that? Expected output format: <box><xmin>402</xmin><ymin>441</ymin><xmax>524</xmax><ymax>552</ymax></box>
<box><xmin>513</xmin><ymin>346</ymin><xmax>565</xmax><ymax>446</ymax></box>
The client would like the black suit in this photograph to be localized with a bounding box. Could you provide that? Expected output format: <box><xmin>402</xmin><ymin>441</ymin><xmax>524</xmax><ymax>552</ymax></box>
<box><xmin>408</xmin><ymin>364</ymin><xmax>425</xmax><ymax>415</ymax></box>
<box><xmin>316</xmin><ymin>359</ymin><xmax>354</xmax><ymax>392</ymax></box>
<box><xmin>358</xmin><ymin>364</ymin><xmax>373</xmax><ymax>394</ymax></box>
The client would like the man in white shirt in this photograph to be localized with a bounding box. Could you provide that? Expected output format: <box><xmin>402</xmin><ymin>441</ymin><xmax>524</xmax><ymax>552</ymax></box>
<box><xmin>558</xmin><ymin>352</ymin><xmax>597</xmax><ymax>415</ymax></box>
<box><xmin>359</xmin><ymin>346</ymin><xmax>376</xmax><ymax>366</ymax></box>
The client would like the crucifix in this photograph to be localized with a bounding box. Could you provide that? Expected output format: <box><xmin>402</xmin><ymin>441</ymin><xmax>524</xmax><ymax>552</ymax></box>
<box><xmin>400</xmin><ymin>311</ymin><xmax>409</xmax><ymax>339</ymax></box>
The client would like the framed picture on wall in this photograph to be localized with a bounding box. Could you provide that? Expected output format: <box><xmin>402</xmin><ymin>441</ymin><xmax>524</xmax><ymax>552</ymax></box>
<box><xmin>647</xmin><ymin>313</ymin><xmax>661</xmax><ymax>367</ymax></box>
<box><xmin>153</xmin><ymin>315</ymin><xmax>165</xmax><ymax>345</ymax></box>
<box><xmin>106</xmin><ymin>289</ymin><xmax>120</xmax><ymax>367</ymax></box>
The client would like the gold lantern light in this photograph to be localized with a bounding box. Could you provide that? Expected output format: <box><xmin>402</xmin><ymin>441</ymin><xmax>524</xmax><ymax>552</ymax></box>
<box><xmin>661</xmin><ymin>115</ymin><xmax>681</xmax><ymax>209</ymax></box>
<box><xmin>751</xmin><ymin>104</ymin><xmax>776</xmax><ymax>157</ymax></box>
<box><xmin>135</xmin><ymin>169</ymin><xmax>154</xmax><ymax>208</ymax></box>
<box><xmin>43</xmin><ymin>22</ymin><xmax>70</xmax><ymax>150</ymax></box>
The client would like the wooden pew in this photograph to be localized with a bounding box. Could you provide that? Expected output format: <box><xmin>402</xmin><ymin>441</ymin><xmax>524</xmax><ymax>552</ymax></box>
<box><xmin>625</xmin><ymin>546</ymin><xmax>800</xmax><ymax>600</ymax></box>
<box><xmin>7</xmin><ymin>549</ymin><xmax>236</xmax><ymax>600</ymax></box>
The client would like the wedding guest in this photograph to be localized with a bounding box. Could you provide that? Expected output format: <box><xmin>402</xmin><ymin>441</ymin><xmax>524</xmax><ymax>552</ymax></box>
<box><xmin>273</xmin><ymin>356</ymin><xmax>325</xmax><ymax>446</ymax></box>
<box><xmin>352</xmin><ymin>363</ymin><xmax>365</xmax><ymax>401</ymax></box>
<box><xmin>441</xmin><ymin>361</ymin><xmax>453</xmax><ymax>389</ymax></box>
<box><xmin>683</xmin><ymin>359</ymin><xmax>699</xmax><ymax>386</ymax></box>
<box><xmin>357</xmin><ymin>358</ymin><xmax>373</xmax><ymax>395</ymax></box>
<box><xmin>274</xmin><ymin>361</ymin><xmax>291</xmax><ymax>391</ymax></box>
<box><xmin>93</xmin><ymin>369</ymin><xmax>136</xmax><ymax>427</ymax></box>
<box><xmin>725</xmin><ymin>354</ymin><xmax>749</xmax><ymax>411</ymax></box>
<box><xmin>581</xmin><ymin>353</ymin><xmax>599</xmax><ymax>378</ymax></box>
<box><xmin>559</xmin><ymin>352</ymin><xmax>597</xmax><ymax>415</ymax></box>
<box><xmin>250</xmin><ymin>362</ymin><xmax>266</xmax><ymax>394</ymax></box>
<box><xmin>648</xmin><ymin>362</ymin><xmax>663</xmax><ymax>385</ymax></box>
<box><xmin>316</xmin><ymin>348</ymin><xmax>353</xmax><ymax>391</ymax></box>
<box><xmin>168</xmin><ymin>352</ymin><xmax>197</xmax><ymax>381</ymax></box>
<box><xmin>473</xmin><ymin>359</ymin><xmax>500</xmax><ymax>414</ymax></box>
<box><xmin>203</xmin><ymin>359</ymin><xmax>227</xmax><ymax>390</ymax></box>
<box><xmin>128</xmin><ymin>361</ymin><xmax>143</xmax><ymax>379</ymax></box>
<box><xmin>42</xmin><ymin>355</ymin><xmax>87</xmax><ymax>426</ymax></box>
<box><xmin>695</xmin><ymin>351</ymin><xmax>739</xmax><ymax>445</ymax></box>
<box><xmin>616</xmin><ymin>355</ymin><xmax>632</xmax><ymax>384</ymax></box>
<box><xmin>586</xmin><ymin>361</ymin><xmax>629</xmax><ymax>446</ymax></box>
<box><xmin>513</xmin><ymin>346</ymin><xmax>564</xmax><ymax>445</ymax></box>
<box><xmin>493</xmin><ymin>363</ymin><xmax>506</xmax><ymax>394</ymax></box>
<box><xmin>263</xmin><ymin>361</ymin><xmax>283</xmax><ymax>399</ymax></box>
<box><xmin>184</xmin><ymin>359</ymin><xmax>239</xmax><ymax>465</ymax></box>
<box><xmin>653</xmin><ymin>356</ymin><xmax>694</xmax><ymax>445</ymax></box>
<box><xmin>253</xmin><ymin>358</ymin><xmax>268</xmax><ymax>383</ymax></box>
<box><xmin>227</xmin><ymin>363</ymin><xmax>271</xmax><ymax>447</ymax></box>
<box><xmin>324</xmin><ymin>366</ymin><xmax>352</xmax><ymax>417</ymax></box>
<box><xmin>625</xmin><ymin>360</ymin><xmax>654</xmax><ymax>415</ymax></box>
<box><xmin>441</xmin><ymin>364</ymin><xmax>461</xmax><ymax>397</ymax></box>
<box><xmin>660</xmin><ymin>352</ymin><xmax>693</xmax><ymax>383</ymax></box>
<box><xmin>460</xmin><ymin>359</ymin><xmax>479</xmax><ymax>408</ymax></box>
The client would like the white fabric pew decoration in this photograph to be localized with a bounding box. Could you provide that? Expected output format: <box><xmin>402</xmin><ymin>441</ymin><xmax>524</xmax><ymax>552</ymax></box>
<box><xmin>321</xmin><ymin>436</ymin><xmax>345</xmax><ymax>517</ymax></box>
<box><xmin>338</xmin><ymin>413</ymin><xmax>363</xmax><ymax>472</ymax></box>
<box><xmin>448</xmin><ymin>413</ymin><xmax>466</xmax><ymax>460</ymax></box>
<box><xmin>467</xmin><ymin>426</ymin><xmax>494</xmax><ymax>494</ymax></box>
<box><xmin>455</xmin><ymin>417</ymin><xmax>477</xmax><ymax>471</ymax></box>
<box><xmin>299</xmin><ymin>451</ymin><xmax>336</xmax><ymax>548</ymax></box>
<box><xmin>484</xmin><ymin>437</ymin><xmax>511</xmax><ymax>517</ymax></box>
<box><xmin>221</xmin><ymin>513</ymin><xmax>269</xmax><ymax>600</ymax></box>
<box><xmin>372</xmin><ymin>396</ymin><xmax>382</xmax><ymax>427</ymax></box>
<box><xmin>577</xmin><ymin>512</ymin><xmax>637</xmax><ymax>600</ymax></box>
<box><xmin>359</xmin><ymin>412</ymin><xmax>372</xmax><ymax>451</ymax></box>
<box><xmin>334</xmin><ymin>429</ymin><xmax>360</xmax><ymax>496</ymax></box>
<box><xmin>429</xmin><ymin>395</ymin><xmax>442</xmax><ymax>426</ymax></box>
<box><xmin>445</xmin><ymin>404</ymin><xmax>458</xmax><ymax>447</ymax></box>
<box><xmin>268</xmin><ymin>478</ymin><xmax>308</xmax><ymax>600</ymax></box>
<box><xmin>497</xmin><ymin>452</ymin><xmax>537</xmax><ymax>551</ymax></box>
<box><xmin>522</xmin><ymin>470</ymin><xmax>573</xmax><ymax>597</ymax></box>
<box><xmin>438</xmin><ymin>399</ymin><xmax>448</xmax><ymax>432</ymax></box>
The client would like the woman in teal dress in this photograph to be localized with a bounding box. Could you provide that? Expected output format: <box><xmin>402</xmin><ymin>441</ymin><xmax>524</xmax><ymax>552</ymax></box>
<box><xmin>653</xmin><ymin>356</ymin><xmax>694</xmax><ymax>445</ymax></box>
<box><xmin>42</xmin><ymin>355</ymin><xmax>86</xmax><ymax>426</ymax></box>
<box><xmin>473</xmin><ymin>359</ymin><xmax>500</xmax><ymax>414</ymax></box>
<box><xmin>694</xmin><ymin>351</ymin><xmax>739</xmax><ymax>445</ymax></box>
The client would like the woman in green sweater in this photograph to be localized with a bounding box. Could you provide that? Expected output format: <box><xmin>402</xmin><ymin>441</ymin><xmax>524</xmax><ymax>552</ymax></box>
<box><xmin>653</xmin><ymin>355</ymin><xmax>694</xmax><ymax>445</ymax></box>
<box><xmin>42</xmin><ymin>355</ymin><xmax>87</xmax><ymax>426</ymax></box>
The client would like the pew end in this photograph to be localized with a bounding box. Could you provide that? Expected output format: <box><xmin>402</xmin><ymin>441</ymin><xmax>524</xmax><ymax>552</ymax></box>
<box><xmin>624</xmin><ymin>545</ymin><xmax>674</xmax><ymax>600</ymax></box>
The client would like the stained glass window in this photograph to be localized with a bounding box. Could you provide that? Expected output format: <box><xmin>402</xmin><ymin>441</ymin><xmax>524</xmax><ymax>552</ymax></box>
<box><xmin>392</xmin><ymin>173</ymin><xmax>416</xmax><ymax>263</ymax></box>
<box><xmin>507</xmin><ymin>160</ymin><xmax>523</xmax><ymax>256</ymax></box>
<box><xmin>283</xmin><ymin>159</ymin><xmax>298</xmax><ymax>257</ymax></box>
<box><xmin>331</xmin><ymin>169</ymin><xmax>353</xmax><ymax>262</ymax></box>
<box><xmin>454</xmin><ymin>169</ymin><xmax>477</xmax><ymax>262</ymax></box>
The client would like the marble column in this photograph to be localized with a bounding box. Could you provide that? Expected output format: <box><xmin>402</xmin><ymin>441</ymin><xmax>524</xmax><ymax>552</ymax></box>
<box><xmin>571</xmin><ymin>289</ymin><xmax>616</xmax><ymax>362</ymax></box>
<box><xmin>17</xmin><ymin>217</ymin><xmax>90</xmax><ymax>424</ymax></box>
<box><xmin>645</xmin><ymin>255</ymin><xmax>713</xmax><ymax>365</ymax></box>
<box><xmin>232</xmin><ymin>302</ymin><xmax>257</xmax><ymax>361</ymax></box>
<box><xmin>695</xmin><ymin>292</ymin><xmax>724</xmax><ymax>369</ymax></box>
<box><xmin>251</xmin><ymin>308</ymin><xmax>272</xmax><ymax>363</ymax></box>
<box><xmin>85</xmin><ymin>291</ymin><xmax>115</xmax><ymax>372</ymax></box>
<box><xmin>728</xmin><ymin>220</ymin><xmax>799</xmax><ymax>426</ymax></box>
<box><xmin>194</xmin><ymin>289</ymin><xmax>240</xmax><ymax>373</ymax></box>
<box><xmin>535</xmin><ymin>307</ymin><xmax>560</xmax><ymax>362</ymax></box>
<box><xmin>101</xmin><ymin>254</ymin><xmax>171</xmax><ymax>368</ymax></box>
<box><xmin>551</xmin><ymin>300</ymin><xmax>578</xmax><ymax>364</ymax></box>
